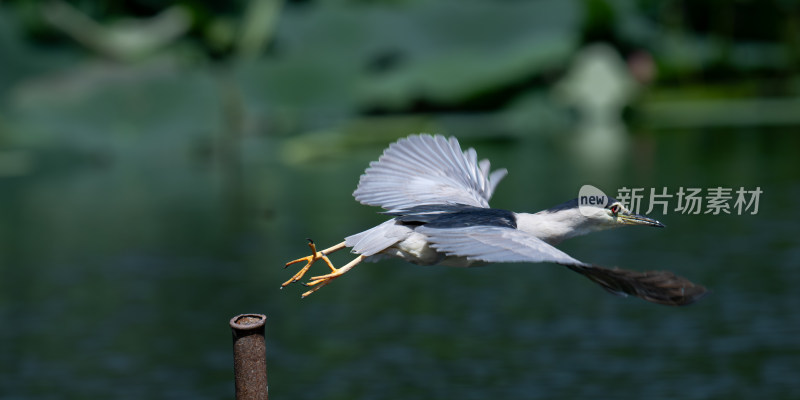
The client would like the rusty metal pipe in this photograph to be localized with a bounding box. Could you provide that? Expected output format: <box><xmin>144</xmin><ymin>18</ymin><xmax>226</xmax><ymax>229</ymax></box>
<box><xmin>230</xmin><ymin>314</ymin><xmax>268</xmax><ymax>400</ymax></box>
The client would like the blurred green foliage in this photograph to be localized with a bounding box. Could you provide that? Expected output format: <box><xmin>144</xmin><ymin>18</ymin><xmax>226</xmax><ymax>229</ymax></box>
<box><xmin>2</xmin><ymin>0</ymin><xmax>799</xmax><ymax>161</ymax></box>
<box><xmin>3</xmin><ymin>0</ymin><xmax>800</xmax><ymax>113</ymax></box>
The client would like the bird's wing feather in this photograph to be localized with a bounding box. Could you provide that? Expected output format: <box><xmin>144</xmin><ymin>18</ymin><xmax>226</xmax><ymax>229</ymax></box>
<box><xmin>417</xmin><ymin>225</ymin><xmax>584</xmax><ymax>265</ymax></box>
<box><xmin>418</xmin><ymin>225</ymin><xmax>708</xmax><ymax>306</ymax></box>
<box><xmin>344</xmin><ymin>219</ymin><xmax>412</xmax><ymax>257</ymax></box>
<box><xmin>353</xmin><ymin>134</ymin><xmax>508</xmax><ymax>210</ymax></box>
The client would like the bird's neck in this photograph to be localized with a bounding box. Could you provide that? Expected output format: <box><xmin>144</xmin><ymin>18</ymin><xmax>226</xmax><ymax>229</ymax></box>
<box><xmin>515</xmin><ymin>208</ymin><xmax>603</xmax><ymax>245</ymax></box>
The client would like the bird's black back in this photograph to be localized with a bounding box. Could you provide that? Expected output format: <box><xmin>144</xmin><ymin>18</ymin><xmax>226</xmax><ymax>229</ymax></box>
<box><xmin>384</xmin><ymin>204</ymin><xmax>517</xmax><ymax>229</ymax></box>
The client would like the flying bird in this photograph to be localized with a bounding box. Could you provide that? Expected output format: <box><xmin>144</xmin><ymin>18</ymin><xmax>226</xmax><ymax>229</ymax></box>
<box><xmin>283</xmin><ymin>134</ymin><xmax>707</xmax><ymax>305</ymax></box>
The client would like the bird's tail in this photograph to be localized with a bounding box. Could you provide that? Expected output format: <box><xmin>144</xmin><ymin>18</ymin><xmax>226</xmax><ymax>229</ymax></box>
<box><xmin>561</xmin><ymin>263</ymin><xmax>708</xmax><ymax>306</ymax></box>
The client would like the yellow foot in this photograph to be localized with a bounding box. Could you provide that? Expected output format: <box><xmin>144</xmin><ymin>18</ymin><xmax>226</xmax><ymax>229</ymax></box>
<box><xmin>300</xmin><ymin>269</ymin><xmax>345</xmax><ymax>298</ymax></box>
<box><xmin>283</xmin><ymin>239</ymin><xmax>365</xmax><ymax>298</ymax></box>
<box><xmin>281</xmin><ymin>240</ymin><xmax>340</xmax><ymax>288</ymax></box>
<box><xmin>299</xmin><ymin>255</ymin><xmax>366</xmax><ymax>298</ymax></box>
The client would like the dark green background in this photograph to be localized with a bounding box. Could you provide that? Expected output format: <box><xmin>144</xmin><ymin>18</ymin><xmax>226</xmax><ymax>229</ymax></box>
<box><xmin>1</xmin><ymin>1</ymin><xmax>799</xmax><ymax>399</ymax></box>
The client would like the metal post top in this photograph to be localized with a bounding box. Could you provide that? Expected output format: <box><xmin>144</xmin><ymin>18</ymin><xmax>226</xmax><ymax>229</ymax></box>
<box><xmin>230</xmin><ymin>314</ymin><xmax>267</xmax><ymax>330</ymax></box>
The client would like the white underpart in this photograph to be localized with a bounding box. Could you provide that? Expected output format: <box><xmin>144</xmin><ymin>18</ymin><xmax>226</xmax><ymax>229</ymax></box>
<box><xmin>345</xmin><ymin>219</ymin><xmax>411</xmax><ymax>257</ymax></box>
<box><xmin>345</xmin><ymin>220</ymin><xmax>479</xmax><ymax>267</ymax></box>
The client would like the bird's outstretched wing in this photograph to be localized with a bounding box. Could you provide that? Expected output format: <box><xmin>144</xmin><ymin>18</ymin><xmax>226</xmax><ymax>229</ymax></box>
<box><xmin>417</xmin><ymin>225</ymin><xmax>584</xmax><ymax>265</ymax></box>
<box><xmin>353</xmin><ymin>134</ymin><xmax>508</xmax><ymax>211</ymax></box>
<box><xmin>418</xmin><ymin>225</ymin><xmax>708</xmax><ymax>306</ymax></box>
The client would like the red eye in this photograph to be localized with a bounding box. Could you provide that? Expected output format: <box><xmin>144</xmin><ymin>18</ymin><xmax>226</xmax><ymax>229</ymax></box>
<box><xmin>610</xmin><ymin>204</ymin><xmax>619</xmax><ymax>214</ymax></box>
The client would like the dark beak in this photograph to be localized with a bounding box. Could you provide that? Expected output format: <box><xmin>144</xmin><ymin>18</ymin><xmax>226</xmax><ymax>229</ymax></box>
<box><xmin>618</xmin><ymin>213</ymin><xmax>665</xmax><ymax>228</ymax></box>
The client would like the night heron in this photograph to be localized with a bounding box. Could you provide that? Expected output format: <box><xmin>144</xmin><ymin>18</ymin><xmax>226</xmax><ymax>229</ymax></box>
<box><xmin>283</xmin><ymin>134</ymin><xmax>707</xmax><ymax>305</ymax></box>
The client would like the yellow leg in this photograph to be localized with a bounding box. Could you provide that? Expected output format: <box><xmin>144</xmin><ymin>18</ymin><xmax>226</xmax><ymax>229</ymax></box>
<box><xmin>301</xmin><ymin>255</ymin><xmax>366</xmax><ymax>298</ymax></box>
<box><xmin>282</xmin><ymin>240</ymin><xmax>346</xmax><ymax>288</ymax></box>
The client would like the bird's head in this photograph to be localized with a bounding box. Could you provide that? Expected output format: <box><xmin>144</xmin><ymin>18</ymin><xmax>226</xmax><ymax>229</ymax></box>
<box><xmin>577</xmin><ymin>198</ymin><xmax>665</xmax><ymax>230</ymax></box>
